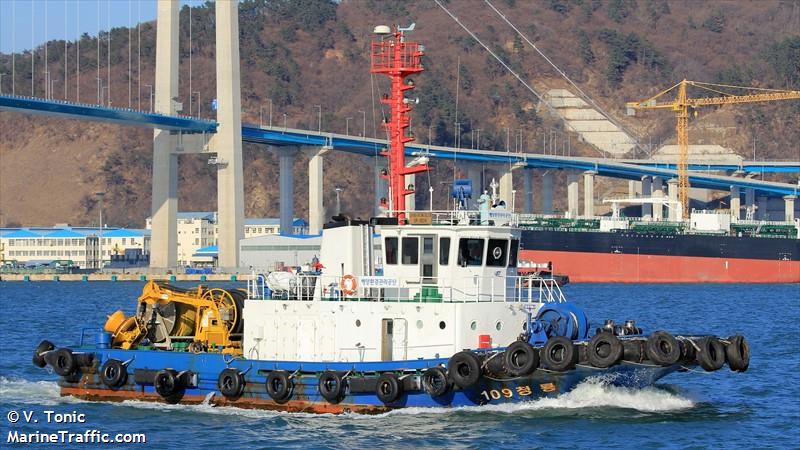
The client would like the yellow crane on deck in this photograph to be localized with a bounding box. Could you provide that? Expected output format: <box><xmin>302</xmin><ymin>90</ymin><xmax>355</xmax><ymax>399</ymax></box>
<box><xmin>626</xmin><ymin>80</ymin><xmax>800</xmax><ymax>218</ymax></box>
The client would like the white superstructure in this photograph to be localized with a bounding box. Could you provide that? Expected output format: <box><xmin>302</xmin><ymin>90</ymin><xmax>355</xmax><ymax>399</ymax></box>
<box><xmin>242</xmin><ymin>213</ymin><xmax>565</xmax><ymax>363</ymax></box>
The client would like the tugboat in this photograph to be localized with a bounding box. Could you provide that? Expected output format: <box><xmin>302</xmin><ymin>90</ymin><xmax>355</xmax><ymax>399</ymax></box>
<box><xmin>32</xmin><ymin>25</ymin><xmax>749</xmax><ymax>414</ymax></box>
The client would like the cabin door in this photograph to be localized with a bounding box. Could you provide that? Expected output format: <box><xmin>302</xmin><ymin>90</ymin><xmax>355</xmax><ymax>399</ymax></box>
<box><xmin>420</xmin><ymin>236</ymin><xmax>438</xmax><ymax>284</ymax></box>
<box><xmin>381</xmin><ymin>319</ymin><xmax>394</xmax><ymax>361</ymax></box>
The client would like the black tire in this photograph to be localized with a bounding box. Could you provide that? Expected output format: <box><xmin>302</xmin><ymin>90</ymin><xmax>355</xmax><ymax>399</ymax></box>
<box><xmin>541</xmin><ymin>337</ymin><xmax>577</xmax><ymax>372</ymax></box>
<box><xmin>75</xmin><ymin>353</ymin><xmax>96</xmax><ymax>368</ymax></box>
<box><xmin>504</xmin><ymin>341</ymin><xmax>539</xmax><ymax>376</ymax></box>
<box><xmin>375</xmin><ymin>373</ymin><xmax>403</xmax><ymax>404</ymax></box>
<box><xmin>51</xmin><ymin>348</ymin><xmax>76</xmax><ymax>377</ymax></box>
<box><xmin>421</xmin><ymin>367</ymin><xmax>450</xmax><ymax>397</ymax></box>
<box><xmin>725</xmin><ymin>335</ymin><xmax>750</xmax><ymax>372</ymax></box>
<box><xmin>696</xmin><ymin>336</ymin><xmax>726</xmax><ymax>372</ymax></box>
<box><xmin>100</xmin><ymin>359</ymin><xmax>127</xmax><ymax>388</ymax></box>
<box><xmin>447</xmin><ymin>351</ymin><xmax>482</xmax><ymax>388</ymax></box>
<box><xmin>154</xmin><ymin>369</ymin><xmax>180</xmax><ymax>398</ymax></box>
<box><xmin>586</xmin><ymin>333</ymin><xmax>623</xmax><ymax>368</ymax></box>
<box><xmin>622</xmin><ymin>339</ymin><xmax>645</xmax><ymax>363</ymax></box>
<box><xmin>318</xmin><ymin>371</ymin><xmax>345</xmax><ymax>404</ymax></box>
<box><xmin>32</xmin><ymin>340</ymin><xmax>55</xmax><ymax>368</ymax></box>
<box><xmin>645</xmin><ymin>331</ymin><xmax>681</xmax><ymax>366</ymax></box>
<box><xmin>266</xmin><ymin>371</ymin><xmax>293</xmax><ymax>403</ymax></box>
<box><xmin>218</xmin><ymin>368</ymin><xmax>245</xmax><ymax>398</ymax></box>
<box><xmin>680</xmin><ymin>338</ymin><xmax>696</xmax><ymax>363</ymax></box>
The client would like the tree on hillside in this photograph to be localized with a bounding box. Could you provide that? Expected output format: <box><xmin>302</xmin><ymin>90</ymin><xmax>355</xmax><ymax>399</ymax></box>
<box><xmin>577</xmin><ymin>31</ymin><xmax>595</xmax><ymax>65</ymax></box>
<box><xmin>608</xmin><ymin>0</ymin><xmax>637</xmax><ymax>24</ymax></box>
<box><xmin>766</xmin><ymin>36</ymin><xmax>800</xmax><ymax>88</ymax></box>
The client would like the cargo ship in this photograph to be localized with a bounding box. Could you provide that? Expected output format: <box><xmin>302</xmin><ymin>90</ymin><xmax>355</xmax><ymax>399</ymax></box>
<box><xmin>517</xmin><ymin>212</ymin><xmax>800</xmax><ymax>283</ymax></box>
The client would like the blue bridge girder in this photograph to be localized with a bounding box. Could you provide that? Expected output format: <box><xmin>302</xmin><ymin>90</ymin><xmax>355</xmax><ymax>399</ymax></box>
<box><xmin>1</xmin><ymin>94</ymin><xmax>797</xmax><ymax>197</ymax></box>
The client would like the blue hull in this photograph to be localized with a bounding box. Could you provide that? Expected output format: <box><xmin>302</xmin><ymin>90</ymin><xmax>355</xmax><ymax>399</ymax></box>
<box><xmin>57</xmin><ymin>347</ymin><xmax>683</xmax><ymax>414</ymax></box>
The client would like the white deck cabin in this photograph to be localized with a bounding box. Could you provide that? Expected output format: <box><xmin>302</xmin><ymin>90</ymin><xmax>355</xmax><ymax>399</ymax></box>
<box><xmin>242</xmin><ymin>211</ymin><xmax>565</xmax><ymax>363</ymax></box>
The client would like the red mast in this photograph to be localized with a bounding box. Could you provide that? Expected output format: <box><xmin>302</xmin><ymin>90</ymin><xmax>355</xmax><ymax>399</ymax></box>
<box><xmin>370</xmin><ymin>25</ymin><xmax>428</xmax><ymax>221</ymax></box>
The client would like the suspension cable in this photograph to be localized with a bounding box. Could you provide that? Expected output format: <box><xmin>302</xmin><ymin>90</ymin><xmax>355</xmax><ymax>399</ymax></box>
<box><xmin>433</xmin><ymin>0</ymin><xmax>601</xmax><ymax>156</ymax></box>
<box><xmin>483</xmin><ymin>0</ymin><xmax>641</xmax><ymax>153</ymax></box>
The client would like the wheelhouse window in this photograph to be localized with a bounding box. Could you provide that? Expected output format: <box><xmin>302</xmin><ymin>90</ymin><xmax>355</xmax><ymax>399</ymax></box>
<box><xmin>402</xmin><ymin>237</ymin><xmax>419</xmax><ymax>265</ymax></box>
<box><xmin>385</xmin><ymin>237</ymin><xmax>398</xmax><ymax>265</ymax></box>
<box><xmin>508</xmin><ymin>239</ymin><xmax>519</xmax><ymax>267</ymax></box>
<box><xmin>486</xmin><ymin>239</ymin><xmax>508</xmax><ymax>267</ymax></box>
<box><xmin>439</xmin><ymin>237</ymin><xmax>451</xmax><ymax>265</ymax></box>
<box><xmin>458</xmin><ymin>238</ymin><xmax>485</xmax><ymax>267</ymax></box>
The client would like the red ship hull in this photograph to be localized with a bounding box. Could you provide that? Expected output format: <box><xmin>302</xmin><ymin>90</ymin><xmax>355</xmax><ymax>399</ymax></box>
<box><xmin>520</xmin><ymin>250</ymin><xmax>800</xmax><ymax>283</ymax></box>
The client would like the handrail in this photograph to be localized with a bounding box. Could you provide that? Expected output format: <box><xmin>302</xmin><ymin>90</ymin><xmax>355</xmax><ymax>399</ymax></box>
<box><xmin>248</xmin><ymin>273</ymin><xmax>566</xmax><ymax>304</ymax></box>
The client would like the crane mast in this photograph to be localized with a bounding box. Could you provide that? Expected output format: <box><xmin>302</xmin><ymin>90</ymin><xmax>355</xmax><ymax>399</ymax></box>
<box><xmin>627</xmin><ymin>79</ymin><xmax>800</xmax><ymax>219</ymax></box>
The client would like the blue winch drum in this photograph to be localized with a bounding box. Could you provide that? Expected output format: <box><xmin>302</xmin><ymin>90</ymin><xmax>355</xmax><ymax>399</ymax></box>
<box><xmin>95</xmin><ymin>332</ymin><xmax>112</xmax><ymax>349</ymax></box>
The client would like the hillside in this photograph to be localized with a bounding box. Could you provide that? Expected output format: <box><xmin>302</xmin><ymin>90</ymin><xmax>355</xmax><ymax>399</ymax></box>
<box><xmin>1</xmin><ymin>0</ymin><xmax>798</xmax><ymax>228</ymax></box>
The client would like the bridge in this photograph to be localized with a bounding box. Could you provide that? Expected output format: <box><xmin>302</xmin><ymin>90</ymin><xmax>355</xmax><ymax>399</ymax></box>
<box><xmin>1</xmin><ymin>1</ymin><xmax>798</xmax><ymax>270</ymax></box>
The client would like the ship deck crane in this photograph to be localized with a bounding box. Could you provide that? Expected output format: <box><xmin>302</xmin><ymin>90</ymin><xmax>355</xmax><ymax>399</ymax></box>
<box><xmin>626</xmin><ymin>80</ymin><xmax>800</xmax><ymax>218</ymax></box>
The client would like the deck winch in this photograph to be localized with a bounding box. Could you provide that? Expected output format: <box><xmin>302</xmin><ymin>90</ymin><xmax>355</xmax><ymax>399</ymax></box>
<box><xmin>103</xmin><ymin>281</ymin><xmax>244</xmax><ymax>353</ymax></box>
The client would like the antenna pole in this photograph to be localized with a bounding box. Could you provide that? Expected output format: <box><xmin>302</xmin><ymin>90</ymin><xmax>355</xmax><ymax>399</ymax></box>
<box><xmin>370</xmin><ymin>27</ymin><xmax>428</xmax><ymax>221</ymax></box>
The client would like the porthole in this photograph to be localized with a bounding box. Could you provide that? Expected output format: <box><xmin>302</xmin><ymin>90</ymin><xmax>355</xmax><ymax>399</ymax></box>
<box><xmin>470</xmin><ymin>321</ymin><xmax>477</xmax><ymax>330</ymax></box>
<box><xmin>495</xmin><ymin>321</ymin><xmax>503</xmax><ymax>331</ymax></box>
<box><xmin>355</xmin><ymin>319</ymin><xmax>361</xmax><ymax>327</ymax></box>
<box><xmin>439</xmin><ymin>321</ymin><xmax>446</xmax><ymax>330</ymax></box>
<box><xmin>416</xmin><ymin>320</ymin><xmax>424</xmax><ymax>329</ymax></box>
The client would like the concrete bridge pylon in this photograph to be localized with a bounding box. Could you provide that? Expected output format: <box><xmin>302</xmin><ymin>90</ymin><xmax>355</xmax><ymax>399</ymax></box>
<box><xmin>150</xmin><ymin>0</ymin><xmax>244</xmax><ymax>270</ymax></box>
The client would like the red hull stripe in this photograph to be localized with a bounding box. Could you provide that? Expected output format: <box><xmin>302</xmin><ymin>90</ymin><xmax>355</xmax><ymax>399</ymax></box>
<box><xmin>520</xmin><ymin>250</ymin><xmax>800</xmax><ymax>283</ymax></box>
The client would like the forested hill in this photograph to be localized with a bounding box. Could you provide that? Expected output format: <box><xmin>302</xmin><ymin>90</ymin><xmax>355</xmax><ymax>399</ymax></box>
<box><xmin>1</xmin><ymin>0</ymin><xmax>798</xmax><ymax>227</ymax></box>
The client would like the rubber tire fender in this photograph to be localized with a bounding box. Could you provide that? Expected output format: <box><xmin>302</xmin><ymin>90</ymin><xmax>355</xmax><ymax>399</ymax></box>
<box><xmin>541</xmin><ymin>336</ymin><xmax>577</xmax><ymax>372</ymax></box>
<box><xmin>375</xmin><ymin>373</ymin><xmax>403</xmax><ymax>404</ymax></box>
<box><xmin>318</xmin><ymin>371</ymin><xmax>345</xmax><ymax>404</ymax></box>
<box><xmin>504</xmin><ymin>341</ymin><xmax>539</xmax><ymax>376</ymax></box>
<box><xmin>587</xmin><ymin>333</ymin><xmax>624</xmax><ymax>368</ymax></box>
<box><xmin>32</xmin><ymin>340</ymin><xmax>55</xmax><ymax>368</ymax></box>
<box><xmin>218</xmin><ymin>368</ymin><xmax>245</xmax><ymax>398</ymax></box>
<box><xmin>154</xmin><ymin>369</ymin><xmax>180</xmax><ymax>398</ymax></box>
<box><xmin>266</xmin><ymin>371</ymin><xmax>293</xmax><ymax>403</ymax></box>
<box><xmin>447</xmin><ymin>351</ymin><xmax>482</xmax><ymax>388</ymax></box>
<box><xmin>696</xmin><ymin>336</ymin><xmax>726</xmax><ymax>372</ymax></box>
<box><xmin>645</xmin><ymin>331</ymin><xmax>681</xmax><ymax>366</ymax></box>
<box><xmin>622</xmin><ymin>339</ymin><xmax>645</xmax><ymax>363</ymax></box>
<box><xmin>725</xmin><ymin>335</ymin><xmax>750</xmax><ymax>372</ymax></box>
<box><xmin>51</xmin><ymin>348</ymin><xmax>76</xmax><ymax>377</ymax></box>
<box><xmin>100</xmin><ymin>359</ymin><xmax>127</xmax><ymax>388</ymax></box>
<box><xmin>421</xmin><ymin>367</ymin><xmax>451</xmax><ymax>397</ymax></box>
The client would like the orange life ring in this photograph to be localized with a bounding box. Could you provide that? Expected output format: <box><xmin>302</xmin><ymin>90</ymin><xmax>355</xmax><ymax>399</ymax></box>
<box><xmin>340</xmin><ymin>274</ymin><xmax>358</xmax><ymax>296</ymax></box>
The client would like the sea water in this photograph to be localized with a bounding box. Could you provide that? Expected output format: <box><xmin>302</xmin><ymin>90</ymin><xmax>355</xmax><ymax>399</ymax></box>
<box><xmin>0</xmin><ymin>282</ymin><xmax>798</xmax><ymax>449</ymax></box>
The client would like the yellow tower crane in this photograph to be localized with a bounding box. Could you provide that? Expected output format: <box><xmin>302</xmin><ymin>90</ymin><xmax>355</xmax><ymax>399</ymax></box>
<box><xmin>626</xmin><ymin>80</ymin><xmax>800</xmax><ymax>218</ymax></box>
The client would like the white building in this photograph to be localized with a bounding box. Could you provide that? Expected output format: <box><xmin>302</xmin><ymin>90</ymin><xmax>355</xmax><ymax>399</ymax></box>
<box><xmin>145</xmin><ymin>212</ymin><xmax>310</xmax><ymax>267</ymax></box>
<box><xmin>0</xmin><ymin>227</ymin><xmax>150</xmax><ymax>269</ymax></box>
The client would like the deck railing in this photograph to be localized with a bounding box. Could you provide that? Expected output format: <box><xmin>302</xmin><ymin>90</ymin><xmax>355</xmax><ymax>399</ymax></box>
<box><xmin>247</xmin><ymin>271</ymin><xmax>565</xmax><ymax>304</ymax></box>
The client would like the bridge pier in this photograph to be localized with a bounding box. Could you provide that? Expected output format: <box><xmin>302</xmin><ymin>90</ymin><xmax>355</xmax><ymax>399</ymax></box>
<box><xmin>499</xmin><ymin>167</ymin><xmax>515</xmax><ymax>209</ymax></box>
<box><xmin>306</xmin><ymin>147</ymin><xmax>330</xmax><ymax>234</ymax></box>
<box><xmin>567</xmin><ymin>173</ymin><xmax>579</xmax><ymax>218</ymax></box>
<box><xmin>278</xmin><ymin>147</ymin><xmax>297</xmax><ymax>234</ymax></box>
<box><xmin>212</xmin><ymin>0</ymin><xmax>245</xmax><ymax>267</ymax></box>
<box><xmin>667</xmin><ymin>178</ymin><xmax>680</xmax><ymax>220</ymax></box>
<box><xmin>652</xmin><ymin>176</ymin><xmax>663</xmax><ymax>221</ymax></box>
<box><xmin>149</xmin><ymin>0</ymin><xmax>180</xmax><ymax>270</ymax></box>
<box><xmin>745</xmin><ymin>188</ymin><xmax>755</xmax><ymax>218</ymax></box>
<box><xmin>641</xmin><ymin>176</ymin><xmax>652</xmax><ymax>219</ymax></box>
<box><xmin>467</xmin><ymin>166</ymin><xmax>483</xmax><ymax>208</ymax></box>
<box><xmin>784</xmin><ymin>195</ymin><xmax>796</xmax><ymax>222</ymax></box>
<box><xmin>730</xmin><ymin>186</ymin><xmax>741</xmax><ymax>220</ymax></box>
<box><xmin>583</xmin><ymin>171</ymin><xmax>595</xmax><ymax>217</ymax></box>
<box><xmin>757</xmin><ymin>196</ymin><xmax>769</xmax><ymax>220</ymax></box>
<box><xmin>542</xmin><ymin>171</ymin><xmax>554</xmax><ymax>214</ymax></box>
<box><xmin>523</xmin><ymin>169</ymin><xmax>533</xmax><ymax>214</ymax></box>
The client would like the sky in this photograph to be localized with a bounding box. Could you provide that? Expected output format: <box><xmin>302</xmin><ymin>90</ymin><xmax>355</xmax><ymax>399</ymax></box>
<box><xmin>0</xmin><ymin>1</ymin><xmax>194</xmax><ymax>54</ymax></box>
